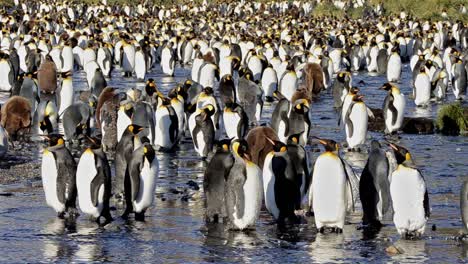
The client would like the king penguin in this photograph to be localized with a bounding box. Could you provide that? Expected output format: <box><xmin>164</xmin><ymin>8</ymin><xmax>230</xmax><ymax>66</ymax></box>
<box><xmin>451</xmin><ymin>58</ymin><xmax>467</xmax><ymax>100</ymax></box>
<box><xmin>122</xmin><ymin>141</ymin><xmax>159</xmax><ymax>221</ymax></box>
<box><xmin>288</xmin><ymin>98</ymin><xmax>311</xmax><ymax>146</ymax></box>
<box><xmin>389</xmin><ymin>143</ymin><xmax>430</xmax><ymax>238</ymax></box>
<box><xmin>262</xmin><ymin>138</ymin><xmax>300</xmax><ymax>225</ymax></box>
<box><xmin>204</xmin><ymin>139</ymin><xmax>234</xmax><ymax>223</ymax></box>
<box><xmin>286</xmin><ymin>133</ymin><xmax>311</xmax><ymax>208</ymax></box>
<box><xmin>308</xmin><ymin>137</ymin><xmax>358</xmax><ymax>233</ymax></box>
<box><xmin>219</xmin><ymin>74</ymin><xmax>236</xmax><ymax>105</ymax></box>
<box><xmin>223</xmin><ymin>102</ymin><xmax>248</xmax><ymax>140</ymax></box>
<box><xmin>414</xmin><ymin>67</ymin><xmax>431</xmax><ymax>107</ymax></box>
<box><xmin>225</xmin><ymin>139</ymin><xmax>263</xmax><ymax>230</ymax></box>
<box><xmin>76</xmin><ymin>136</ymin><xmax>113</xmax><ymax>225</ymax></box>
<box><xmin>37</xmin><ymin>100</ymin><xmax>59</xmax><ymax>135</ymax></box>
<box><xmin>161</xmin><ymin>42</ymin><xmax>176</xmax><ymax>76</ymax></box>
<box><xmin>262</xmin><ymin>64</ymin><xmax>278</xmax><ymax>102</ymax></box>
<box><xmin>270</xmin><ymin>91</ymin><xmax>290</xmax><ymax>143</ymax></box>
<box><xmin>41</xmin><ymin>134</ymin><xmax>77</xmax><ymax>218</ymax></box>
<box><xmin>359</xmin><ymin>140</ymin><xmax>392</xmax><ymax>227</ymax></box>
<box><xmin>154</xmin><ymin>98</ymin><xmax>179</xmax><ymax>151</ymax></box>
<box><xmin>190</xmin><ymin>104</ymin><xmax>216</xmax><ymax>159</ymax></box>
<box><xmin>381</xmin><ymin>83</ymin><xmax>406</xmax><ymax>134</ymax></box>
<box><xmin>117</xmin><ymin>100</ymin><xmax>134</xmax><ymax>142</ymax></box>
<box><xmin>57</xmin><ymin>71</ymin><xmax>74</xmax><ymax>116</ymax></box>
<box><xmin>344</xmin><ymin>95</ymin><xmax>369</xmax><ymax>151</ymax></box>
<box><xmin>387</xmin><ymin>45</ymin><xmax>402</xmax><ymax>83</ymax></box>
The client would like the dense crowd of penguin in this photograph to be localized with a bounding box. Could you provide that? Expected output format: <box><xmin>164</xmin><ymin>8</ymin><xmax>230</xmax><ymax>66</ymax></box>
<box><xmin>0</xmin><ymin>0</ymin><xmax>467</xmax><ymax>241</ymax></box>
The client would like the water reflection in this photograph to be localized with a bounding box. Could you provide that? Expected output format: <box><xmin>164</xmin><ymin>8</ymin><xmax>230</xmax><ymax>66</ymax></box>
<box><xmin>390</xmin><ymin>239</ymin><xmax>428</xmax><ymax>263</ymax></box>
<box><xmin>310</xmin><ymin>233</ymin><xmax>346</xmax><ymax>263</ymax></box>
<box><xmin>41</xmin><ymin>218</ymin><xmax>76</xmax><ymax>261</ymax></box>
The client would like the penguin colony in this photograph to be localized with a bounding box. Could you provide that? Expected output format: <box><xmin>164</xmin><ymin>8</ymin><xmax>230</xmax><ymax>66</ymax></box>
<box><xmin>0</xmin><ymin>0</ymin><xmax>466</xmax><ymax>241</ymax></box>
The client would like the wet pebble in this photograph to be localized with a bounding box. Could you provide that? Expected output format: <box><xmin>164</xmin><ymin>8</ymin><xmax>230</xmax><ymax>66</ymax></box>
<box><xmin>186</xmin><ymin>180</ymin><xmax>200</xmax><ymax>191</ymax></box>
<box><xmin>386</xmin><ymin>245</ymin><xmax>404</xmax><ymax>255</ymax></box>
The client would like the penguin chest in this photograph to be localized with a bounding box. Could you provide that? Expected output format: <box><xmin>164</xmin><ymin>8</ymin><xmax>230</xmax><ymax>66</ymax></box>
<box><xmin>161</xmin><ymin>48</ymin><xmax>174</xmax><ymax>75</ymax></box>
<box><xmin>386</xmin><ymin>93</ymin><xmax>405</xmax><ymax>131</ymax></box>
<box><xmin>346</xmin><ymin>103</ymin><xmax>368</xmax><ymax>147</ymax></box>
<box><xmin>234</xmin><ymin>162</ymin><xmax>263</xmax><ymax>229</ymax></box>
<box><xmin>219</xmin><ymin>58</ymin><xmax>233</xmax><ymax>77</ymax></box>
<box><xmin>61</xmin><ymin>47</ymin><xmax>74</xmax><ymax>72</ymax></box>
<box><xmin>191</xmin><ymin>59</ymin><xmax>203</xmax><ymax>82</ymax></box>
<box><xmin>390</xmin><ymin>166</ymin><xmax>427</xmax><ymax>233</ymax></box>
<box><xmin>262</xmin><ymin>68</ymin><xmax>278</xmax><ymax>97</ymax></box>
<box><xmin>280</xmin><ymin>73</ymin><xmax>298</xmax><ymax>101</ymax></box>
<box><xmin>262</xmin><ymin>153</ymin><xmax>280</xmax><ymax>219</ymax></box>
<box><xmin>341</xmin><ymin>95</ymin><xmax>353</xmax><ymax>125</ymax></box>
<box><xmin>134</xmin><ymin>52</ymin><xmax>146</xmax><ymax>79</ymax></box>
<box><xmin>77</xmin><ymin>151</ymin><xmax>103</xmax><ymax>218</ymax></box>
<box><xmin>122</xmin><ymin>46</ymin><xmax>136</xmax><ymax>71</ymax></box>
<box><xmin>414</xmin><ymin>74</ymin><xmax>431</xmax><ymax>106</ymax></box>
<box><xmin>117</xmin><ymin>111</ymin><xmax>132</xmax><ymax>142</ymax></box>
<box><xmin>312</xmin><ymin>154</ymin><xmax>347</xmax><ymax>228</ymax></box>
<box><xmin>41</xmin><ymin>151</ymin><xmax>65</xmax><ymax>213</ymax></box>
<box><xmin>172</xmin><ymin>102</ymin><xmax>185</xmax><ymax>134</ymax></box>
<box><xmin>155</xmin><ymin>107</ymin><xmax>175</xmax><ymax>148</ymax></box>
<box><xmin>133</xmin><ymin>159</ymin><xmax>159</xmax><ymax>213</ymax></box>
<box><xmin>0</xmin><ymin>61</ymin><xmax>12</xmax><ymax>91</ymax></box>
<box><xmin>59</xmin><ymin>81</ymin><xmax>74</xmax><ymax>115</ymax></box>
<box><xmin>223</xmin><ymin>111</ymin><xmax>242</xmax><ymax>139</ymax></box>
<box><xmin>387</xmin><ymin>54</ymin><xmax>402</xmax><ymax>82</ymax></box>
<box><xmin>248</xmin><ymin>57</ymin><xmax>263</xmax><ymax>81</ymax></box>
<box><xmin>200</xmin><ymin>67</ymin><xmax>216</xmax><ymax>88</ymax></box>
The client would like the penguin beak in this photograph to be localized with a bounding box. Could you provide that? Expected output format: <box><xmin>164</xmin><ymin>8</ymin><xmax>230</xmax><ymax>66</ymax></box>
<box><xmin>388</xmin><ymin>142</ymin><xmax>399</xmax><ymax>151</ymax></box>
<box><xmin>265</xmin><ymin>137</ymin><xmax>275</xmax><ymax>146</ymax></box>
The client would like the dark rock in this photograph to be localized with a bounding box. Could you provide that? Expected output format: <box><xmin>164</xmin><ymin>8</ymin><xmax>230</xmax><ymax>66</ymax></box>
<box><xmin>0</xmin><ymin>192</ymin><xmax>13</xmax><ymax>197</ymax></box>
<box><xmin>368</xmin><ymin>107</ymin><xmax>434</xmax><ymax>134</ymax></box>
<box><xmin>186</xmin><ymin>180</ymin><xmax>200</xmax><ymax>191</ymax></box>
<box><xmin>170</xmin><ymin>188</ymin><xmax>181</xmax><ymax>194</ymax></box>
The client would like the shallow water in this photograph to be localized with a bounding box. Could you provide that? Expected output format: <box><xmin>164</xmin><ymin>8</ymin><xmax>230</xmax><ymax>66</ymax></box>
<box><xmin>1</xmin><ymin>64</ymin><xmax>468</xmax><ymax>263</ymax></box>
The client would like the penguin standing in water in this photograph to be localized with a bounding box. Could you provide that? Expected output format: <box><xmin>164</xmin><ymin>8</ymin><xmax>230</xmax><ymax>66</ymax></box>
<box><xmin>76</xmin><ymin>137</ymin><xmax>113</xmax><ymax>225</ymax></box>
<box><xmin>270</xmin><ymin>91</ymin><xmax>290</xmax><ymax>143</ymax></box>
<box><xmin>121</xmin><ymin>39</ymin><xmax>135</xmax><ymax>77</ymax></box>
<box><xmin>431</xmin><ymin>69</ymin><xmax>448</xmax><ymax>101</ymax></box>
<box><xmin>451</xmin><ymin>58</ymin><xmax>467</xmax><ymax>100</ymax></box>
<box><xmin>219</xmin><ymin>74</ymin><xmax>236</xmax><ymax>105</ymax></box>
<box><xmin>381</xmin><ymin>83</ymin><xmax>406</xmax><ymax>134</ymax></box>
<box><xmin>286</xmin><ymin>133</ymin><xmax>311</xmax><ymax>207</ymax></box>
<box><xmin>344</xmin><ymin>95</ymin><xmax>369</xmax><ymax>151</ymax></box>
<box><xmin>190</xmin><ymin>104</ymin><xmax>216</xmax><ymax>159</ymax></box>
<box><xmin>308</xmin><ymin>138</ymin><xmax>358</xmax><ymax>233</ymax></box>
<box><xmin>204</xmin><ymin>139</ymin><xmax>234</xmax><ymax>223</ymax></box>
<box><xmin>460</xmin><ymin>181</ymin><xmax>468</xmax><ymax>234</ymax></box>
<box><xmin>223</xmin><ymin>102</ymin><xmax>248</xmax><ymax>140</ymax></box>
<box><xmin>41</xmin><ymin>134</ymin><xmax>77</xmax><ymax>218</ymax></box>
<box><xmin>122</xmin><ymin>141</ymin><xmax>159</xmax><ymax>221</ymax></box>
<box><xmin>134</xmin><ymin>46</ymin><xmax>147</xmax><ymax>81</ymax></box>
<box><xmin>262</xmin><ymin>138</ymin><xmax>300</xmax><ymax>225</ymax></box>
<box><xmin>114</xmin><ymin>124</ymin><xmax>144</xmax><ymax>202</ymax></box>
<box><xmin>57</xmin><ymin>71</ymin><xmax>74</xmax><ymax>116</ymax></box>
<box><xmin>387</xmin><ymin>45</ymin><xmax>402</xmax><ymax>83</ymax></box>
<box><xmin>340</xmin><ymin>87</ymin><xmax>360</xmax><ymax>127</ymax></box>
<box><xmin>359</xmin><ymin>140</ymin><xmax>392</xmax><ymax>227</ymax></box>
<box><xmin>414</xmin><ymin>67</ymin><xmax>431</xmax><ymax>107</ymax></box>
<box><xmin>225</xmin><ymin>139</ymin><xmax>263</xmax><ymax>230</ymax></box>
<box><xmin>161</xmin><ymin>42</ymin><xmax>175</xmax><ymax>76</ymax></box>
<box><xmin>91</xmin><ymin>68</ymin><xmax>107</xmax><ymax>98</ymax></box>
<box><xmin>154</xmin><ymin>98</ymin><xmax>179</xmax><ymax>151</ymax></box>
<box><xmin>389</xmin><ymin>143</ymin><xmax>430</xmax><ymax>238</ymax></box>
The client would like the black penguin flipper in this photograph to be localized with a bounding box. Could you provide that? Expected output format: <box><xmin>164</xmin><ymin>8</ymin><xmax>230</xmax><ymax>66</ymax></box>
<box><xmin>386</xmin><ymin>95</ymin><xmax>398</xmax><ymax>126</ymax></box>
<box><xmin>359</xmin><ymin>162</ymin><xmax>378</xmax><ymax>224</ymax></box>
<box><xmin>424</xmin><ymin>190</ymin><xmax>430</xmax><ymax>218</ymax></box>
<box><xmin>167</xmin><ymin>106</ymin><xmax>179</xmax><ymax>144</ymax></box>
<box><xmin>301</xmin><ymin>147</ymin><xmax>312</xmax><ymax>195</ymax></box>
<box><xmin>236</xmin><ymin>113</ymin><xmax>244</xmax><ymax>139</ymax></box>
<box><xmin>8</xmin><ymin>61</ymin><xmax>14</xmax><ymax>88</ymax></box>
<box><xmin>197</xmin><ymin>62</ymin><xmax>207</xmax><ymax>86</ymax></box>
<box><xmin>90</xmin><ymin>169</ymin><xmax>105</xmax><ymax>207</ymax></box>
<box><xmin>192</xmin><ymin>125</ymin><xmax>201</xmax><ymax>149</ymax></box>
<box><xmin>345</xmin><ymin>103</ymin><xmax>354</xmax><ymax>138</ymax></box>
<box><xmin>129</xmin><ymin>158</ymin><xmax>142</xmax><ymax>202</ymax></box>
<box><xmin>281</xmin><ymin>111</ymin><xmax>290</xmax><ymax>137</ymax></box>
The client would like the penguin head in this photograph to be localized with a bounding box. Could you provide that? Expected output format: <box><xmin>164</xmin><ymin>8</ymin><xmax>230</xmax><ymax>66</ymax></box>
<box><xmin>349</xmin><ymin>87</ymin><xmax>359</xmax><ymax>95</ymax></box>
<box><xmin>314</xmin><ymin>137</ymin><xmax>339</xmax><ymax>152</ymax></box>
<box><xmin>223</xmin><ymin>74</ymin><xmax>232</xmax><ymax>82</ymax></box>
<box><xmin>266</xmin><ymin>137</ymin><xmax>287</xmax><ymax>153</ymax></box>
<box><xmin>424</xmin><ymin>60</ymin><xmax>433</xmax><ymax>69</ymax></box>
<box><xmin>145</xmin><ymin>79</ymin><xmax>157</xmax><ymax>95</ymax></box>
<box><xmin>127</xmin><ymin>124</ymin><xmax>144</xmax><ymax>135</ymax></box>
<box><xmin>231</xmin><ymin>139</ymin><xmax>250</xmax><ymax>160</ymax></box>
<box><xmin>201</xmin><ymin>104</ymin><xmax>215</xmax><ymax>117</ymax></box>
<box><xmin>352</xmin><ymin>94</ymin><xmax>364</xmax><ymax>103</ymax></box>
<box><xmin>389</xmin><ymin>143</ymin><xmax>413</xmax><ymax>165</ymax></box>
<box><xmin>380</xmin><ymin>83</ymin><xmax>394</xmax><ymax>92</ymax></box>
<box><xmin>83</xmin><ymin>135</ymin><xmax>102</xmax><ymax>149</ymax></box>
<box><xmin>287</xmin><ymin>133</ymin><xmax>302</xmax><ymax>145</ymax></box>
<box><xmin>44</xmin><ymin>134</ymin><xmax>65</xmax><ymax>147</ymax></box>
<box><xmin>294</xmin><ymin>99</ymin><xmax>310</xmax><ymax>113</ymax></box>
<box><xmin>273</xmin><ymin>90</ymin><xmax>285</xmax><ymax>101</ymax></box>
<box><xmin>61</xmin><ymin>71</ymin><xmax>72</xmax><ymax>79</ymax></box>
<box><xmin>215</xmin><ymin>138</ymin><xmax>232</xmax><ymax>153</ymax></box>
<box><xmin>143</xmin><ymin>143</ymin><xmax>156</xmax><ymax>163</ymax></box>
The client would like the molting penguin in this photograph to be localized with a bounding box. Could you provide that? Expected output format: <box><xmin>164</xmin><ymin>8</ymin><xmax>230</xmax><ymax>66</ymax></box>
<box><xmin>262</xmin><ymin>138</ymin><xmax>300</xmax><ymax>225</ymax></box>
<box><xmin>387</xmin><ymin>45</ymin><xmax>402</xmax><ymax>83</ymax></box>
<box><xmin>0</xmin><ymin>96</ymin><xmax>31</xmax><ymax>140</ymax></box>
<box><xmin>37</xmin><ymin>55</ymin><xmax>58</xmax><ymax>94</ymax></box>
<box><xmin>204</xmin><ymin>139</ymin><xmax>234</xmax><ymax>223</ymax></box>
<box><xmin>389</xmin><ymin>143</ymin><xmax>430</xmax><ymax>238</ymax></box>
<box><xmin>308</xmin><ymin>137</ymin><xmax>358</xmax><ymax>233</ymax></box>
<box><xmin>302</xmin><ymin>63</ymin><xmax>325</xmax><ymax>99</ymax></box>
<box><xmin>344</xmin><ymin>95</ymin><xmax>369</xmax><ymax>151</ymax></box>
<box><xmin>122</xmin><ymin>142</ymin><xmax>159</xmax><ymax>221</ymax></box>
<box><xmin>225</xmin><ymin>139</ymin><xmax>263</xmax><ymax>230</ymax></box>
<box><xmin>381</xmin><ymin>83</ymin><xmax>406</xmax><ymax>134</ymax></box>
<box><xmin>57</xmin><ymin>71</ymin><xmax>74</xmax><ymax>116</ymax></box>
<box><xmin>76</xmin><ymin>137</ymin><xmax>113</xmax><ymax>225</ymax></box>
<box><xmin>414</xmin><ymin>67</ymin><xmax>431</xmax><ymax>107</ymax></box>
<box><xmin>96</xmin><ymin>87</ymin><xmax>119</xmax><ymax>152</ymax></box>
<box><xmin>114</xmin><ymin>124</ymin><xmax>144</xmax><ymax>203</ymax></box>
<box><xmin>359</xmin><ymin>140</ymin><xmax>392</xmax><ymax>227</ymax></box>
<box><xmin>237</xmin><ymin>72</ymin><xmax>263</xmax><ymax>125</ymax></box>
<box><xmin>246</xmin><ymin>126</ymin><xmax>280</xmax><ymax>169</ymax></box>
<box><xmin>154</xmin><ymin>98</ymin><xmax>179</xmax><ymax>151</ymax></box>
<box><xmin>223</xmin><ymin>102</ymin><xmax>249</xmax><ymax>140</ymax></box>
<box><xmin>190</xmin><ymin>104</ymin><xmax>216</xmax><ymax>159</ymax></box>
<box><xmin>41</xmin><ymin>134</ymin><xmax>77</xmax><ymax>218</ymax></box>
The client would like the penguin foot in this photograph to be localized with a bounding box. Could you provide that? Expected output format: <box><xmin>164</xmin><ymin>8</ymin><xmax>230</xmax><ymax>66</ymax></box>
<box><xmin>135</xmin><ymin>212</ymin><xmax>145</xmax><ymax>222</ymax></box>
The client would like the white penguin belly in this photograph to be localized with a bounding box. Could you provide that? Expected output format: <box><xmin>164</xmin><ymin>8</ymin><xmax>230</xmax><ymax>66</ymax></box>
<box><xmin>312</xmin><ymin>154</ymin><xmax>347</xmax><ymax>229</ymax></box>
<box><xmin>134</xmin><ymin>52</ymin><xmax>146</xmax><ymax>79</ymax></box>
<box><xmin>346</xmin><ymin>103</ymin><xmax>368</xmax><ymax>148</ymax></box>
<box><xmin>414</xmin><ymin>74</ymin><xmax>431</xmax><ymax>106</ymax></box>
<box><xmin>387</xmin><ymin>55</ymin><xmax>402</xmax><ymax>82</ymax></box>
<box><xmin>122</xmin><ymin>46</ymin><xmax>136</xmax><ymax>72</ymax></box>
<box><xmin>59</xmin><ymin>81</ymin><xmax>74</xmax><ymax>116</ymax></box>
<box><xmin>223</xmin><ymin>111</ymin><xmax>241</xmax><ymax>139</ymax></box>
<box><xmin>117</xmin><ymin>112</ymin><xmax>132</xmax><ymax>142</ymax></box>
<box><xmin>233</xmin><ymin>162</ymin><xmax>263</xmax><ymax>229</ymax></box>
<box><xmin>262</xmin><ymin>153</ymin><xmax>280</xmax><ymax>219</ymax></box>
<box><xmin>161</xmin><ymin>49</ymin><xmax>174</xmax><ymax>75</ymax></box>
<box><xmin>133</xmin><ymin>159</ymin><xmax>159</xmax><ymax>213</ymax></box>
<box><xmin>42</xmin><ymin>151</ymin><xmax>65</xmax><ymax>213</ymax></box>
<box><xmin>76</xmin><ymin>151</ymin><xmax>103</xmax><ymax>218</ymax></box>
<box><xmin>386</xmin><ymin>93</ymin><xmax>405</xmax><ymax>133</ymax></box>
<box><xmin>155</xmin><ymin>107</ymin><xmax>174</xmax><ymax>148</ymax></box>
<box><xmin>61</xmin><ymin>47</ymin><xmax>74</xmax><ymax>72</ymax></box>
<box><xmin>262</xmin><ymin>68</ymin><xmax>278</xmax><ymax>97</ymax></box>
<box><xmin>390</xmin><ymin>166</ymin><xmax>427</xmax><ymax>235</ymax></box>
<box><xmin>280</xmin><ymin>74</ymin><xmax>298</xmax><ymax>101</ymax></box>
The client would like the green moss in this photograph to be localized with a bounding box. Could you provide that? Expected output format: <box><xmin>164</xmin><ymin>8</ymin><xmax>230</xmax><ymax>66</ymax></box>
<box><xmin>436</xmin><ymin>102</ymin><xmax>468</xmax><ymax>136</ymax></box>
